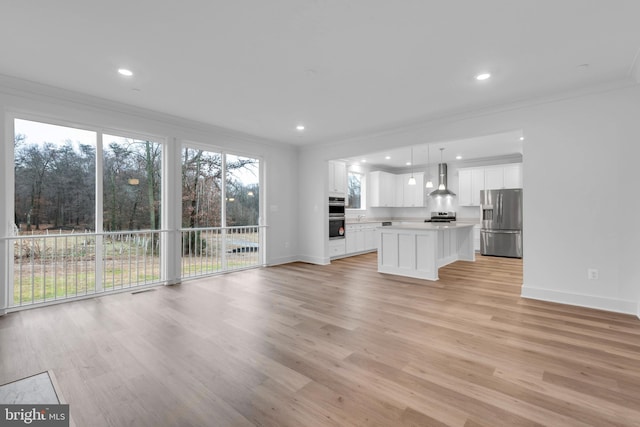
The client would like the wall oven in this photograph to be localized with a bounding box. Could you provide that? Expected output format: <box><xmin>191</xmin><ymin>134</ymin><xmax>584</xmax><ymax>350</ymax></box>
<box><xmin>329</xmin><ymin>197</ymin><xmax>346</xmax><ymax>240</ymax></box>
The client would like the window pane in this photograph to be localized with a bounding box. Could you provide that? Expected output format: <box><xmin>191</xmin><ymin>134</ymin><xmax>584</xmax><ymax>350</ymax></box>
<box><xmin>14</xmin><ymin>119</ymin><xmax>96</xmax><ymax>233</ymax></box>
<box><xmin>103</xmin><ymin>135</ymin><xmax>162</xmax><ymax>231</ymax></box>
<box><xmin>347</xmin><ymin>172</ymin><xmax>362</xmax><ymax>209</ymax></box>
<box><xmin>225</xmin><ymin>154</ymin><xmax>259</xmax><ymax>226</ymax></box>
<box><xmin>181</xmin><ymin>148</ymin><xmax>222</xmax><ymax>228</ymax></box>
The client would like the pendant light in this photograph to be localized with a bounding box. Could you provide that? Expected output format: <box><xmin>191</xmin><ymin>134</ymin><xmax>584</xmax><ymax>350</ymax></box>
<box><xmin>407</xmin><ymin>147</ymin><xmax>416</xmax><ymax>185</ymax></box>
<box><xmin>425</xmin><ymin>144</ymin><xmax>434</xmax><ymax>188</ymax></box>
<box><xmin>438</xmin><ymin>148</ymin><xmax>446</xmax><ymax>190</ymax></box>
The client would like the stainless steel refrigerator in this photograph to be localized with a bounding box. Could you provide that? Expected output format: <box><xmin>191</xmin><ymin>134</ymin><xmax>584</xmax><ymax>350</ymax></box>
<box><xmin>480</xmin><ymin>188</ymin><xmax>523</xmax><ymax>258</ymax></box>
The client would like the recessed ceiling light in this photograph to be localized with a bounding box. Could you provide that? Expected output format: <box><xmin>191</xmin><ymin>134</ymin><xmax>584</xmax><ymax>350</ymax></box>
<box><xmin>296</xmin><ymin>125</ymin><xmax>305</xmax><ymax>131</ymax></box>
<box><xmin>476</xmin><ymin>73</ymin><xmax>491</xmax><ymax>81</ymax></box>
<box><xmin>520</xmin><ymin>136</ymin><xmax>524</xmax><ymax>141</ymax></box>
<box><xmin>385</xmin><ymin>156</ymin><xmax>391</xmax><ymax>160</ymax></box>
<box><xmin>456</xmin><ymin>155</ymin><xmax>462</xmax><ymax>160</ymax></box>
<box><xmin>118</xmin><ymin>68</ymin><xmax>133</xmax><ymax>77</ymax></box>
<box><xmin>406</xmin><ymin>162</ymin><xmax>411</xmax><ymax>166</ymax></box>
<box><xmin>361</xmin><ymin>159</ymin><xmax>367</xmax><ymax>163</ymax></box>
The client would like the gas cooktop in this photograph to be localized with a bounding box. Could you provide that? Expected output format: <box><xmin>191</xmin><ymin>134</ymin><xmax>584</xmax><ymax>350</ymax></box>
<box><xmin>424</xmin><ymin>211</ymin><xmax>456</xmax><ymax>223</ymax></box>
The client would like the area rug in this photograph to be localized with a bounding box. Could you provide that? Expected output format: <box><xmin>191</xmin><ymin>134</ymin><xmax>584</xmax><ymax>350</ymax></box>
<box><xmin>0</xmin><ymin>371</ymin><xmax>60</xmax><ymax>404</ymax></box>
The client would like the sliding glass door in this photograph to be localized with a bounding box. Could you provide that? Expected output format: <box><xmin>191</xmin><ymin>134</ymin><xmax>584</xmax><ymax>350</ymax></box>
<box><xmin>180</xmin><ymin>146</ymin><xmax>263</xmax><ymax>278</ymax></box>
<box><xmin>10</xmin><ymin>118</ymin><xmax>165</xmax><ymax>307</ymax></box>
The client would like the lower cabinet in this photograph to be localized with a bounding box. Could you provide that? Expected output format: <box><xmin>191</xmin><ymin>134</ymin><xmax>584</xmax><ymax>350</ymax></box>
<box><xmin>473</xmin><ymin>225</ymin><xmax>481</xmax><ymax>252</ymax></box>
<box><xmin>329</xmin><ymin>239</ymin><xmax>346</xmax><ymax>258</ymax></box>
<box><xmin>344</xmin><ymin>223</ymin><xmax>378</xmax><ymax>256</ymax></box>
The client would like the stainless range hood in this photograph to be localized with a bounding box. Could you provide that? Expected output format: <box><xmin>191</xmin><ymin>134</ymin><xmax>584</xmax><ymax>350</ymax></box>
<box><xmin>428</xmin><ymin>163</ymin><xmax>456</xmax><ymax>197</ymax></box>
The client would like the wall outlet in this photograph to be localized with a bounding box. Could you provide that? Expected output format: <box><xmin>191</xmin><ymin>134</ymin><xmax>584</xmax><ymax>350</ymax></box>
<box><xmin>587</xmin><ymin>268</ymin><xmax>599</xmax><ymax>280</ymax></box>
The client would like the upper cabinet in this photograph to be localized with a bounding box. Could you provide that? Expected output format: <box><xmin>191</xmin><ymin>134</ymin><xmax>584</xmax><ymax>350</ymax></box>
<box><xmin>369</xmin><ymin>171</ymin><xmax>395</xmax><ymax>207</ymax></box>
<box><xmin>458</xmin><ymin>168</ymin><xmax>485</xmax><ymax>206</ymax></box>
<box><xmin>502</xmin><ymin>164</ymin><xmax>523</xmax><ymax>189</ymax></box>
<box><xmin>328</xmin><ymin>160</ymin><xmax>347</xmax><ymax>196</ymax></box>
<box><xmin>399</xmin><ymin>172</ymin><xmax>424</xmax><ymax>207</ymax></box>
<box><xmin>485</xmin><ymin>163</ymin><xmax>522</xmax><ymax>190</ymax></box>
<box><xmin>459</xmin><ymin>163</ymin><xmax>522</xmax><ymax>205</ymax></box>
<box><xmin>484</xmin><ymin>166</ymin><xmax>505</xmax><ymax>190</ymax></box>
<box><xmin>369</xmin><ymin>171</ymin><xmax>424</xmax><ymax>207</ymax></box>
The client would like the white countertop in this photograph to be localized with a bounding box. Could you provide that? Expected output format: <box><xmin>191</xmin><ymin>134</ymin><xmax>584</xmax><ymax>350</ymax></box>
<box><xmin>346</xmin><ymin>218</ymin><xmax>480</xmax><ymax>226</ymax></box>
<box><xmin>345</xmin><ymin>220</ymin><xmax>386</xmax><ymax>225</ymax></box>
<box><xmin>377</xmin><ymin>222</ymin><xmax>475</xmax><ymax>231</ymax></box>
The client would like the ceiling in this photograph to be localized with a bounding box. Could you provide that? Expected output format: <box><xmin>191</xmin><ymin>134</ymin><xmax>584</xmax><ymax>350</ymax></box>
<box><xmin>1</xmin><ymin>1</ymin><xmax>639</xmax><ymax>145</ymax></box>
<box><xmin>343</xmin><ymin>130</ymin><xmax>523</xmax><ymax>169</ymax></box>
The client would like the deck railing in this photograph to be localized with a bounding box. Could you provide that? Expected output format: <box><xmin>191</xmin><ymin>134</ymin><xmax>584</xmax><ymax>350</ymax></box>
<box><xmin>180</xmin><ymin>225</ymin><xmax>264</xmax><ymax>278</ymax></box>
<box><xmin>8</xmin><ymin>229</ymin><xmax>165</xmax><ymax>308</ymax></box>
<box><xmin>6</xmin><ymin>225</ymin><xmax>264</xmax><ymax>308</ymax></box>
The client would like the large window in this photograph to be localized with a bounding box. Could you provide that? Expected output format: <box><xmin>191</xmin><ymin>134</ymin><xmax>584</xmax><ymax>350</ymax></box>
<box><xmin>181</xmin><ymin>147</ymin><xmax>223</xmax><ymax>228</ymax></box>
<box><xmin>14</xmin><ymin>119</ymin><xmax>97</xmax><ymax>232</ymax></box>
<box><xmin>347</xmin><ymin>171</ymin><xmax>363</xmax><ymax>209</ymax></box>
<box><xmin>9</xmin><ymin>118</ymin><xmax>264</xmax><ymax>309</ymax></box>
<box><xmin>225</xmin><ymin>154</ymin><xmax>259</xmax><ymax>226</ymax></box>
<box><xmin>103</xmin><ymin>134</ymin><xmax>162</xmax><ymax>231</ymax></box>
<box><xmin>181</xmin><ymin>147</ymin><xmax>262</xmax><ymax>277</ymax></box>
<box><xmin>11</xmin><ymin>118</ymin><xmax>165</xmax><ymax>306</ymax></box>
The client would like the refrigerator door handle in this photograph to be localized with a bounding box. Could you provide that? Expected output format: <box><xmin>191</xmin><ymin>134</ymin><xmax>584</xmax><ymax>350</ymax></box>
<box><xmin>482</xmin><ymin>229</ymin><xmax>521</xmax><ymax>234</ymax></box>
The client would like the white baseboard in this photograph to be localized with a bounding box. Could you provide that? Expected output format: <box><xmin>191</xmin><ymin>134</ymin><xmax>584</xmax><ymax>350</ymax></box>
<box><xmin>266</xmin><ymin>255</ymin><xmax>300</xmax><ymax>266</ymax></box>
<box><xmin>521</xmin><ymin>285</ymin><xmax>638</xmax><ymax>316</ymax></box>
<box><xmin>297</xmin><ymin>255</ymin><xmax>330</xmax><ymax>265</ymax></box>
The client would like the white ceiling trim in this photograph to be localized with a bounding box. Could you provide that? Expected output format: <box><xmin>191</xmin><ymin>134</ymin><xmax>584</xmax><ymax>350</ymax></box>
<box><xmin>0</xmin><ymin>74</ymin><xmax>295</xmax><ymax>150</ymax></box>
<box><xmin>305</xmin><ymin>76</ymin><xmax>638</xmax><ymax>153</ymax></box>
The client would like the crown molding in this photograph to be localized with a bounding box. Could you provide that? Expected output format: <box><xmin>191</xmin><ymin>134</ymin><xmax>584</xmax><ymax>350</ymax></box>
<box><xmin>308</xmin><ymin>77</ymin><xmax>639</xmax><ymax>151</ymax></box>
<box><xmin>0</xmin><ymin>73</ymin><xmax>296</xmax><ymax>151</ymax></box>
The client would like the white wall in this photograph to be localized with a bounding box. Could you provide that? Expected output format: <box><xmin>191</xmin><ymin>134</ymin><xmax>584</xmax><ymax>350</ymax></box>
<box><xmin>299</xmin><ymin>81</ymin><xmax>640</xmax><ymax>315</ymax></box>
<box><xmin>0</xmin><ymin>76</ymin><xmax>300</xmax><ymax>313</ymax></box>
<box><xmin>2</xmin><ymin>75</ymin><xmax>639</xmax><ymax>317</ymax></box>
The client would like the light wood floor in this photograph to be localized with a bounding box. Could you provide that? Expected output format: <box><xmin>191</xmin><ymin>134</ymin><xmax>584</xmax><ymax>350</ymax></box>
<box><xmin>2</xmin><ymin>253</ymin><xmax>640</xmax><ymax>426</ymax></box>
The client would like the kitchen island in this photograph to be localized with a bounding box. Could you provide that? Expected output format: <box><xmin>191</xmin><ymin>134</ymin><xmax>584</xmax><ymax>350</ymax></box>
<box><xmin>377</xmin><ymin>223</ymin><xmax>475</xmax><ymax>281</ymax></box>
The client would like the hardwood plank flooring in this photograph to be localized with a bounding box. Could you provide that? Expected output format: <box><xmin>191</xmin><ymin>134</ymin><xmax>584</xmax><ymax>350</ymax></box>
<box><xmin>1</xmin><ymin>253</ymin><xmax>640</xmax><ymax>426</ymax></box>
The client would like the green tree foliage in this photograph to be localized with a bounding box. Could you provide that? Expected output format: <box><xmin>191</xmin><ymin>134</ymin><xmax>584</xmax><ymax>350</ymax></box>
<box><xmin>15</xmin><ymin>132</ymin><xmax>259</xmax><ymax>238</ymax></box>
<box><xmin>102</xmin><ymin>139</ymin><xmax>161</xmax><ymax>231</ymax></box>
<box><xmin>347</xmin><ymin>172</ymin><xmax>361</xmax><ymax>209</ymax></box>
<box><xmin>181</xmin><ymin>149</ymin><xmax>259</xmax><ymax>255</ymax></box>
<box><xmin>181</xmin><ymin>150</ymin><xmax>259</xmax><ymax>228</ymax></box>
<box><xmin>15</xmin><ymin>139</ymin><xmax>95</xmax><ymax>231</ymax></box>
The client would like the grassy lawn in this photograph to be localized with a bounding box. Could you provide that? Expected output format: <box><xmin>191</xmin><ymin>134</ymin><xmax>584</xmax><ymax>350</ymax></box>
<box><xmin>12</xmin><ymin>230</ymin><xmax>261</xmax><ymax>306</ymax></box>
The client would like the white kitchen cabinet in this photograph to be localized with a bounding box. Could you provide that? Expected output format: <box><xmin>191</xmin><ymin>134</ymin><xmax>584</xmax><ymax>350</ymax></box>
<box><xmin>484</xmin><ymin>166</ymin><xmax>505</xmax><ymax>190</ymax></box>
<box><xmin>484</xmin><ymin>163</ymin><xmax>522</xmax><ymax>190</ymax></box>
<box><xmin>370</xmin><ymin>170</ymin><xmax>425</xmax><ymax>207</ymax></box>
<box><xmin>458</xmin><ymin>168</ymin><xmax>485</xmax><ymax>206</ymax></box>
<box><xmin>503</xmin><ymin>164</ymin><xmax>523</xmax><ymax>189</ymax></box>
<box><xmin>394</xmin><ymin>175</ymin><xmax>404</xmax><ymax>207</ymax></box>
<box><xmin>344</xmin><ymin>223</ymin><xmax>378</xmax><ymax>256</ymax></box>
<box><xmin>369</xmin><ymin>171</ymin><xmax>396</xmax><ymax>207</ymax></box>
<box><xmin>329</xmin><ymin>239</ymin><xmax>346</xmax><ymax>258</ymax></box>
<box><xmin>473</xmin><ymin>225</ymin><xmax>481</xmax><ymax>251</ymax></box>
<box><xmin>458</xmin><ymin>169</ymin><xmax>472</xmax><ymax>206</ymax></box>
<box><xmin>345</xmin><ymin>225</ymin><xmax>363</xmax><ymax>253</ymax></box>
<box><xmin>400</xmin><ymin>172</ymin><xmax>424</xmax><ymax>207</ymax></box>
<box><xmin>328</xmin><ymin>161</ymin><xmax>347</xmax><ymax>195</ymax></box>
<box><xmin>363</xmin><ymin>227</ymin><xmax>376</xmax><ymax>250</ymax></box>
<box><xmin>471</xmin><ymin>169</ymin><xmax>485</xmax><ymax>205</ymax></box>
